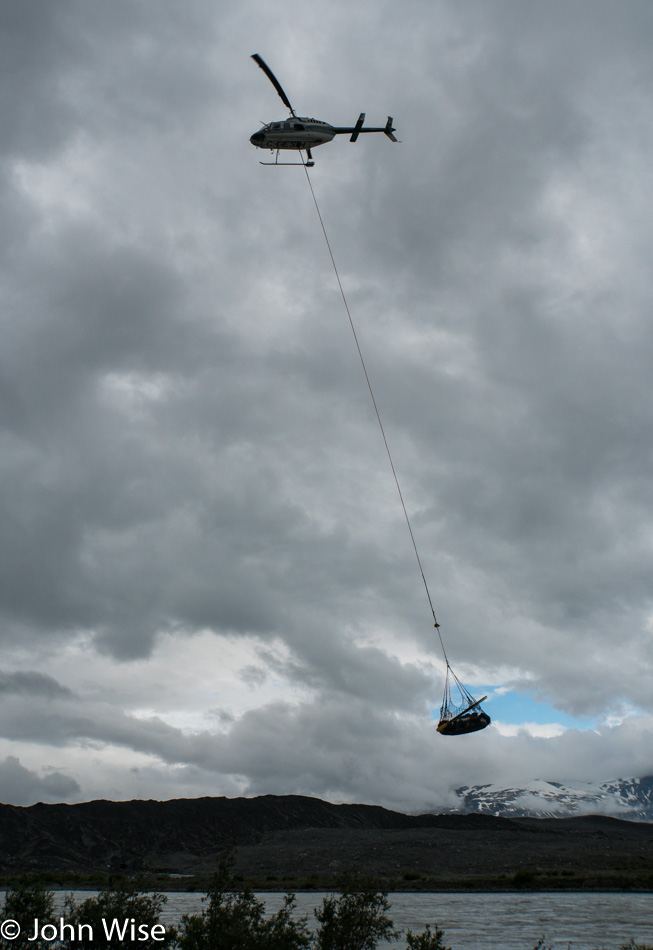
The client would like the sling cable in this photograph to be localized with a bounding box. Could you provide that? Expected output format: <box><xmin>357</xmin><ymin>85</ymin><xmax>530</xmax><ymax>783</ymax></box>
<box><xmin>303</xmin><ymin>167</ymin><xmax>490</xmax><ymax>737</ymax></box>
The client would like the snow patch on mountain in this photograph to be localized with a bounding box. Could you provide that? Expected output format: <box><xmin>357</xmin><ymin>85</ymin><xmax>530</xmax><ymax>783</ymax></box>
<box><xmin>451</xmin><ymin>776</ymin><xmax>653</xmax><ymax>821</ymax></box>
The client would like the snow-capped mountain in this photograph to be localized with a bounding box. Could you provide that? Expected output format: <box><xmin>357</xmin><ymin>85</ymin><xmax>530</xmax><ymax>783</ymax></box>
<box><xmin>451</xmin><ymin>776</ymin><xmax>653</xmax><ymax>821</ymax></box>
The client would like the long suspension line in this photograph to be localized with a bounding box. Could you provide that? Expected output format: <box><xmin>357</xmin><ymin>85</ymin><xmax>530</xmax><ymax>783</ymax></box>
<box><xmin>303</xmin><ymin>165</ymin><xmax>449</xmax><ymax>666</ymax></box>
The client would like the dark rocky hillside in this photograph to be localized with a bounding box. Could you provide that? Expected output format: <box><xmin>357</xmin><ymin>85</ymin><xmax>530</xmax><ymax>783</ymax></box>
<box><xmin>1</xmin><ymin>794</ymin><xmax>652</xmax><ymax>886</ymax></box>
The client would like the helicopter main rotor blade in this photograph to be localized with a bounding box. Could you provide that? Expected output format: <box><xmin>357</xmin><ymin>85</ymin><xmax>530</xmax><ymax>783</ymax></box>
<box><xmin>251</xmin><ymin>54</ymin><xmax>296</xmax><ymax>117</ymax></box>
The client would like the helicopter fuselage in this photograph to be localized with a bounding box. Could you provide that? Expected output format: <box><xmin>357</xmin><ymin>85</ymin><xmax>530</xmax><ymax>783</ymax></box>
<box><xmin>250</xmin><ymin>55</ymin><xmax>397</xmax><ymax>166</ymax></box>
<box><xmin>250</xmin><ymin>118</ymin><xmax>337</xmax><ymax>152</ymax></box>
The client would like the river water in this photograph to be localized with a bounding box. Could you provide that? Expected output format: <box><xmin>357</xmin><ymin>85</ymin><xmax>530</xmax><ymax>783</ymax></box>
<box><xmin>1</xmin><ymin>889</ymin><xmax>642</xmax><ymax>949</ymax></box>
<box><xmin>124</xmin><ymin>891</ymin><xmax>651</xmax><ymax>949</ymax></box>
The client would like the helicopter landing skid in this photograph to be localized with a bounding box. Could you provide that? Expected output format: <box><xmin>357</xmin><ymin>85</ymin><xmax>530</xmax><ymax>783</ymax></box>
<box><xmin>260</xmin><ymin>148</ymin><xmax>314</xmax><ymax>168</ymax></box>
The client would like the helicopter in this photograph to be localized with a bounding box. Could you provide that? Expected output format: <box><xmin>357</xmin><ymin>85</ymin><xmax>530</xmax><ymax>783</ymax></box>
<box><xmin>250</xmin><ymin>54</ymin><xmax>397</xmax><ymax>167</ymax></box>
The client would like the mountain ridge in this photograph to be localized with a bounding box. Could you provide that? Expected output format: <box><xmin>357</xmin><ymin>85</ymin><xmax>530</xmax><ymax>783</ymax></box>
<box><xmin>1</xmin><ymin>786</ymin><xmax>653</xmax><ymax>881</ymax></box>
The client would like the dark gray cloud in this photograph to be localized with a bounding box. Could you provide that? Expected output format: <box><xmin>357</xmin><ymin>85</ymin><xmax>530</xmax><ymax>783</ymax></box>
<box><xmin>0</xmin><ymin>755</ymin><xmax>80</xmax><ymax>804</ymax></box>
<box><xmin>1</xmin><ymin>0</ymin><xmax>653</xmax><ymax>807</ymax></box>
<box><xmin>1</xmin><ymin>675</ymin><xmax>651</xmax><ymax>809</ymax></box>
<box><xmin>0</xmin><ymin>670</ymin><xmax>73</xmax><ymax>699</ymax></box>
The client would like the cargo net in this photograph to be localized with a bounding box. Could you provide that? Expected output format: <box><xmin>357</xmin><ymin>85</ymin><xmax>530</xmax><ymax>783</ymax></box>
<box><xmin>437</xmin><ymin>664</ymin><xmax>491</xmax><ymax>736</ymax></box>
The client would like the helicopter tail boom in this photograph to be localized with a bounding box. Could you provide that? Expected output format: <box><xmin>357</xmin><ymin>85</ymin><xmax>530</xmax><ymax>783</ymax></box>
<box><xmin>332</xmin><ymin>116</ymin><xmax>398</xmax><ymax>142</ymax></box>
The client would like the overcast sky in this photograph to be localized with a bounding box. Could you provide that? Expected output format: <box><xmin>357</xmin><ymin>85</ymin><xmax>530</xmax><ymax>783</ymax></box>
<box><xmin>1</xmin><ymin>0</ymin><xmax>653</xmax><ymax>811</ymax></box>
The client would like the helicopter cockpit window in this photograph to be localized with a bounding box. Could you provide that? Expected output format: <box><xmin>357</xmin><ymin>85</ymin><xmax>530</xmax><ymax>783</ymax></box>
<box><xmin>293</xmin><ymin>123</ymin><xmax>306</xmax><ymax>130</ymax></box>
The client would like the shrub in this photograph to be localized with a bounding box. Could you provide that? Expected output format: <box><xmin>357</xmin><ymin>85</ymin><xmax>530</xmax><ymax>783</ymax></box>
<box><xmin>176</xmin><ymin>854</ymin><xmax>311</xmax><ymax>950</ymax></box>
<box><xmin>405</xmin><ymin>922</ymin><xmax>451</xmax><ymax>950</ymax></box>
<box><xmin>313</xmin><ymin>876</ymin><xmax>398</xmax><ymax>950</ymax></box>
<box><xmin>63</xmin><ymin>877</ymin><xmax>174</xmax><ymax>950</ymax></box>
<box><xmin>1</xmin><ymin>878</ymin><xmax>56</xmax><ymax>950</ymax></box>
<box><xmin>513</xmin><ymin>870</ymin><xmax>536</xmax><ymax>887</ymax></box>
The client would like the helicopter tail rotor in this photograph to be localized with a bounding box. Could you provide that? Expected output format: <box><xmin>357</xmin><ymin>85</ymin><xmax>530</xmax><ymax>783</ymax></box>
<box><xmin>384</xmin><ymin>117</ymin><xmax>398</xmax><ymax>142</ymax></box>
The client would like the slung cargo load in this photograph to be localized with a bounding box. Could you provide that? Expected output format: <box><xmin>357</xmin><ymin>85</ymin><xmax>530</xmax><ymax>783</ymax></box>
<box><xmin>437</xmin><ymin>662</ymin><xmax>491</xmax><ymax>736</ymax></box>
